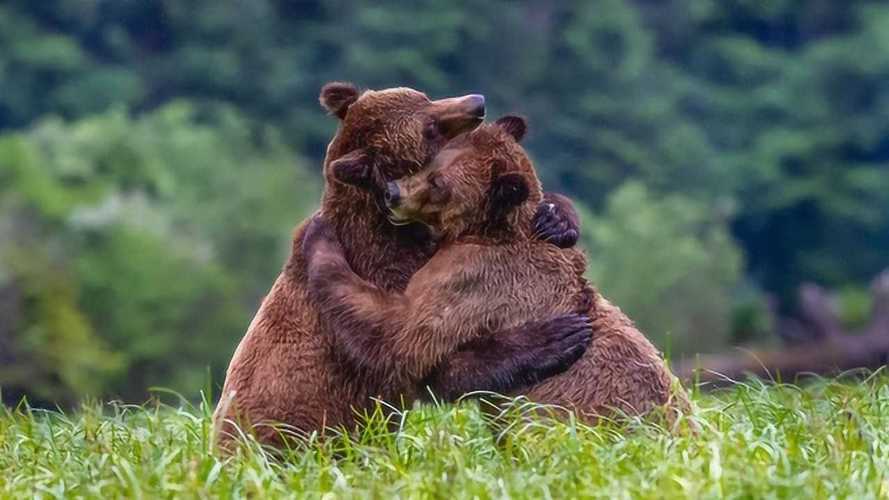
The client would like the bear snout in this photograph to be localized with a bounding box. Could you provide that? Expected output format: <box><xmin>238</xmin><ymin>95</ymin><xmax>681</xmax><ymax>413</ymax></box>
<box><xmin>384</xmin><ymin>181</ymin><xmax>401</xmax><ymax>208</ymax></box>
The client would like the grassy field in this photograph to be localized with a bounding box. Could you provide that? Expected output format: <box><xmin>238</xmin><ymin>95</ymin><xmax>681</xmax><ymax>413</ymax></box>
<box><xmin>2</xmin><ymin>375</ymin><xmax>889</xmax><ymax>499</ymax></box>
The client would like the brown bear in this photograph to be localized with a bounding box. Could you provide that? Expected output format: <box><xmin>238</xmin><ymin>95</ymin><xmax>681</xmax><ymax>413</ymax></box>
<box><xmin>302</xmin><ymin>115</ymin><xmax>690</xmax><ymax>424</ymax></box>
<box><xmin>214</xmin><ymin>84</ymin><xmax>589</xmax><ymax>447</ymax></box>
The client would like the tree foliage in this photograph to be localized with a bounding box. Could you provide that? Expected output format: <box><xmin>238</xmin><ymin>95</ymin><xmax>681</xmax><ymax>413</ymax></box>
<box><xmin>0</xmin><ymin>104</ymin><xmax>319</xmax><ymax>403</ymax></box>
<box><xmin>1</xmin><ymin>0</ymin><xmax>887</xmax><ymax>401</ymax></box>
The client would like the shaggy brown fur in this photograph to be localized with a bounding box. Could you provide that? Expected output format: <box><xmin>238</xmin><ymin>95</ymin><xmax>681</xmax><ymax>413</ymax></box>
<box><xmin>304</xmin><ymin>117</ymin><xmax>690</xmax><ymax>424</ymax></box>
<box><xmin>214</xmin><ymin>85</ymin><xmax>587</xmax><ymax>447</ymax></box>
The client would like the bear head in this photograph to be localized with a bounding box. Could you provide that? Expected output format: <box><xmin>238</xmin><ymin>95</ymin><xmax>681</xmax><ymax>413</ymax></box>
<box><xmin>380</xmin><ymin>115</ymin><xmax>543</xmax><ymax>242</ymax></box>
<box><xmin>320</xmin><ymin>82</ymin><xmax>486</xmax><ymax>187</ymax></box>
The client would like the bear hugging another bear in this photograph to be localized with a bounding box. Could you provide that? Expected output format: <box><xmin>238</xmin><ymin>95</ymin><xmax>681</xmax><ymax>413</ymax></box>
<box><xmin>214</xmin><ymin>82</ymin><xmax>690</xmax><ymax>448</ymax></box>
<box><xmin>214</xmin><ymin>83</ymin><xmax>594</xmax><ymax>448</ymax></box>
<box><xmin>303</xmin><ymin>115</ymin><xmax>690</xmax><ymax>427</ymax></box>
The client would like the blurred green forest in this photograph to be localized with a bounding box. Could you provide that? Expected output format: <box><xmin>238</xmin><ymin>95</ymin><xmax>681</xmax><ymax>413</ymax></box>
<box><xmin>1</xmin><ymin>0</ymin><xmax>888</xmax><ymax>404</ymax></box>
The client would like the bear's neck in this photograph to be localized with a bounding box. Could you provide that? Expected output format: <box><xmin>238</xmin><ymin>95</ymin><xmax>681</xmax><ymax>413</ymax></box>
<box><xmin>317</xmin><ymin>172</ymin><xmax>437</xmax><ymax>292</ymax></box>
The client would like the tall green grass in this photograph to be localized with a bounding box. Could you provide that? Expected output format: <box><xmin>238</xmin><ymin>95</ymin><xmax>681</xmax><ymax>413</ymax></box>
<box><xmin>2</xmin><ymin>375</ymin><xmax>889</xmax><ymax>499</ymax></box>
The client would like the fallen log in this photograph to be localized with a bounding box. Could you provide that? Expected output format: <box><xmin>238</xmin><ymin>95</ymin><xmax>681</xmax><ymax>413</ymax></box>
<box><xmin>676</xmin><ymin>269</ymin><xmax>889</xmax><ymax>384</ymax></box>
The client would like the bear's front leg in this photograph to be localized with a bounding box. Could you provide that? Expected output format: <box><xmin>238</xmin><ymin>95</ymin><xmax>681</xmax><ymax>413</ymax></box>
<box><xmin>534</xmin><ymin>192</ymin><xmax>581</xmax><ymax>249</ymax></box>
<box><xmin>419</xmin><ymin>313</ymin><xmax>592</xmax><ymax>402</ymax></box>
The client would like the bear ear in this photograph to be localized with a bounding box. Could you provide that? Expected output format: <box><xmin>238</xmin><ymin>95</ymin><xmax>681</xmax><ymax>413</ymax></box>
<box><xmin>494</xmin><ymin>115</ymin><xmax>528</xmax><ymax>142</ymax></box>
<box><xmin>320</xmin><ymin>82</ymin><xmax>360</xmax><ymax>119</ymax></box>
<box><xmin>490</xmin><ymin>172</ymin><xmax>530</xmax><ymax>211</ymax></box>
<box><xmin>329</xmin><ymin>149</ymin><xmax>372</xmax><ymax>188</ymax></box>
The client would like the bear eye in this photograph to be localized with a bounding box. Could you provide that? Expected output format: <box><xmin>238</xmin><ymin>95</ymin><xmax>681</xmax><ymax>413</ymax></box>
<box><xmin>423</xmin><ymin>121</ymin><xmax>442</xmax><ymax>140</ymax></box>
